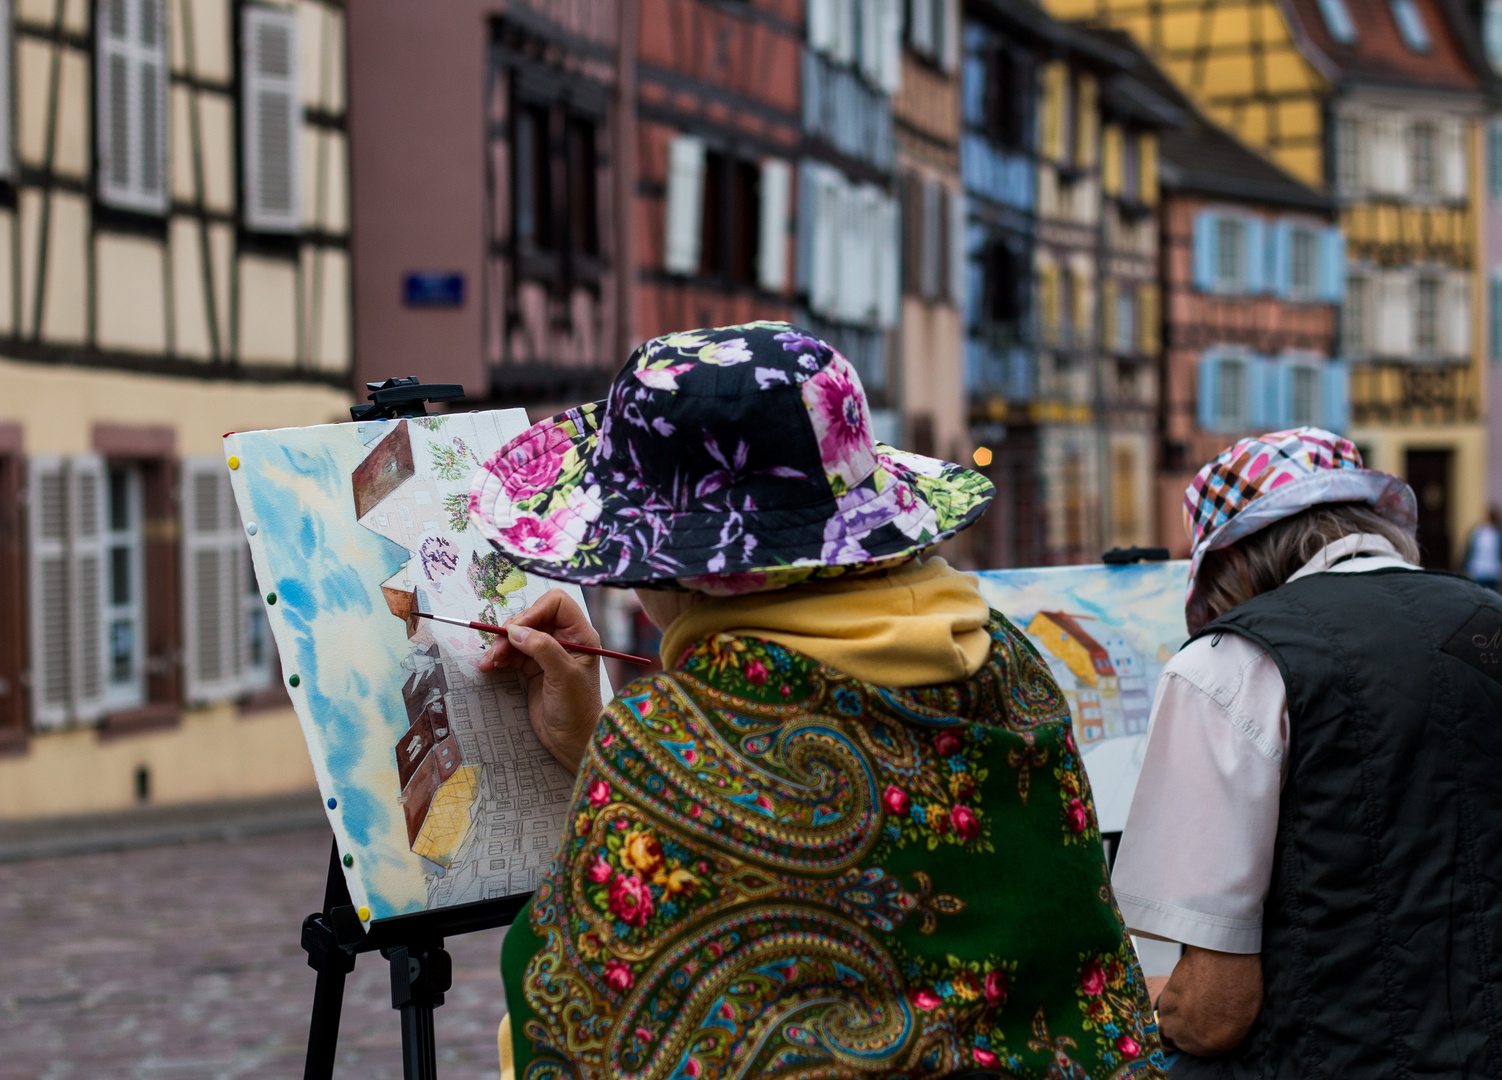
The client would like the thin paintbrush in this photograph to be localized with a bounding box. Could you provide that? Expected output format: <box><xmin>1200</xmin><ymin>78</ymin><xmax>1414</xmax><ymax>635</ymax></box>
<box><xmin>412</xmin><ymin>610</ymin><xmax>654</xmax><ymax>666</ymax></box>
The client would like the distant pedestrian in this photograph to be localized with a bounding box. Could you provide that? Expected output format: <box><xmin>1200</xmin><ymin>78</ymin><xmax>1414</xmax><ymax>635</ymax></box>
<box><xmin>1464</xmin><ymin>506</ymin><xmax>1500</xmax><ymax>591</ymax></box>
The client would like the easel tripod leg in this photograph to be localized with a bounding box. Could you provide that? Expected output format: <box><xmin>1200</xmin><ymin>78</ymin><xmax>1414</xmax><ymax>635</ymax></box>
<box><xmin>302</xmin><ymin>838</ymin><xmax>358</xmax><ymax>1080</ymax></box>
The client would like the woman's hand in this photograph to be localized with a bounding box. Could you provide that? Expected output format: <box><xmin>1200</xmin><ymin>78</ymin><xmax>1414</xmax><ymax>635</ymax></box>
<box><xmin>477</xmin><ymin>589</ymin><xmax>603</xmax><ymax>775</ymax></box>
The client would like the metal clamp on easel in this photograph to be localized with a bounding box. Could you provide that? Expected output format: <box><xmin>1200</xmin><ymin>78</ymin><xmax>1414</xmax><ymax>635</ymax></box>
<box><xmin>349</xmin><ymin>376</ymin><xmax>466</xmax><ymax>422</ymax></box>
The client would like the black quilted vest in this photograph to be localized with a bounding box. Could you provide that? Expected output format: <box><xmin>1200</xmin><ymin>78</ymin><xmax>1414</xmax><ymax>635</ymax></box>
<box><xmin>1170</xmin><ymin>569</ymin><xmax>1502</xmax><ymax>1080</ymax></box>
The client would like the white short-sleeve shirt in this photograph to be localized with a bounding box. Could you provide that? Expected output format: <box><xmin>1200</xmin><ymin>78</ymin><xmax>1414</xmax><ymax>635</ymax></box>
<box><xmin>1110</xmin><ymin>534</ymin><xmax>1421</xmax><ymax>954</ymax></box>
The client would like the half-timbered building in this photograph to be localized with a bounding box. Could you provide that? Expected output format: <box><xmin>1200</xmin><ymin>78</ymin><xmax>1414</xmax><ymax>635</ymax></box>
<box><xmin>0</xmin><ymin>0</ymin><xmax>351</xmax><ymax>814</ymax></box>
<box><xmin>1132</xmin><ymin>48</ymin><xmax>1344</xmax><ymax>552</ymax></box>
<box><xmin>0</xmin><ymin>0</ymin><xmax>348</xmax><ymax>811</ymax></box>
<box><xmin>1042</xmin><ymin>0</ymin><xmax>1492</xmax><ymax>569</ymax></box>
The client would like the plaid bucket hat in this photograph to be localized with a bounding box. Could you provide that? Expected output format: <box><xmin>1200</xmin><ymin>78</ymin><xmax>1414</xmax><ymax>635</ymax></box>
<box><xmin>468</xmin><ymin>321</ymin><xmax>994</xmax><ymax>595</ymax></box>
<box><xmin>1184</xmin><ymin>426</ymin><xmax>1416</xmax><ymax>632</ymax></box>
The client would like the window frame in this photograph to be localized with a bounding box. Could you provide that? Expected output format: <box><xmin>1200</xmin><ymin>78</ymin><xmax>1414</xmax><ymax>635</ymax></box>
<box><xmin>1215</xmin><ymin>216</ymin><xmax>1247</xmax><ymax>293</ymax></box>
<box><xmin>1410</xmin><ymin>120</ymin><xmax>1438</xmax><ymax>198</ymax></box>
<box><xmin>103</xmin><ymin>464</ymin><xmax>147</xmax><ymax>713</ymax></box>
<box><xmin>1414</xmin><ymin>275</ymin><xmax>1441</xmax><ymax>354</ymax></box>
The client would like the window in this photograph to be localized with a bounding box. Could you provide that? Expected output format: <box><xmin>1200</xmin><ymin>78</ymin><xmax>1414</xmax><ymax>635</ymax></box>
<box><xmin>104</xmin><ymin>466</ymin><xmax>145</xmax><ymax>711</ymax></box>
<box><xmin>1291</xmin><ymin>227</ymin><xmax>1318</xmax><ymax>298</ymax></box>
<box><xmin>1390</xmin><ymin>0</ymin><xmax>1432</xmax><ymax>52</ymax></box>
<box><xmin>1217</xmin><ymin>357</ymin><xmax>1248</xmax><ymax>428</ymax></box>
<box><xmin>1487</xmin><ymin>0</ymin><xmax>1502</xmax><ymax>72</ymax></box>
<box><xmin>514</xmin><ymin>105</ymin><xmax>552</xmax><ymax>251</ymax></box>
<box><xmin>1316</xmin><ymin>0</ymin><xmax>1358</xmax><ymax>43</ymax></box>
<box><xmin>565</xmin><ymin>118</ymin><xmax>599</xmax><ymax>256</ymax></box>
<box><xmin>1415</xmin><ymin>276</ymin><xmax>1440</xmax><ymax>352</ymax></box>
<box><xmin>905</xmin><ymin>0</ymin><xmax>954</xmax><ymax>68</ymax></box>
<box><xmin>795</xmin><ymin>160</ymin><xmax>900</xmax><ymax>330</ymax></box>
<box><xmin>1337</xmin><ymin>117</ymin><xmax>1362</xmax><ymax>194</ymax></box>
<box><xmin>241</xmin><ymin>4</ymin><xmax>302</xmax><ymax>232</ymax></box>
<box><xmin>981</xmin><ymin>45</ymin><xmax>1032</xmax><ymax>152</ymax></box>
<box><xmin>1345</xmin><ymin>275</ymin><xmax>1368</xmax><ymax>354</ymax></box>
<box><xmin>1491</xmin><ymin>275</ymin><xmax>1502</xmax><ymax>362</ymax></box>
<box><xmin>1490</xmin><ymin>123</ymin><xmax>1502</xmax><ymax>202</ymax></box>
<box><xmin>1057</xmin><ymin>266</ymin><xmax>1074</xmax><ymax>349</ymax></box>
<box><xmin>1216</xmin><ymin>217</ymin><xmax>1246</xmax><ymax>292</ymax></box>
<box><xmin>516</xmin><ymin>106</ymin><xmax>601</xmax><ymax>261</ymax></box>
<box><xmin>699</xmin><ymin>151</ymin><xmax>761</xmax><ymax>286</ymax></box>
<box><xmin>182</xmin><ymin>460</ymin><xmax>270</xmax><ymax>702</ymax></box>
<box><xmin>97</xmin><ymin>0</ymin><xmax>169</xmax><ymax>214</ymax></box>
<box><xmin>1122</xmin><ymin>133</ymin><xmax>1140</xmax><ymax>202</ymax></box>
<box><xmin>1115</xmin><ymin>285</ymin><xmax>1136</xmax><ymax>354</ymax></box>
<box><xmin>1289</xmin><ymin>364</ymin><xmax>1322</xmax><ymax>426</ymax></box>
<box><xmin>1411</xmin><ymin>122</ymin><xmax>1437</xmax><ymax>197</ymax></box>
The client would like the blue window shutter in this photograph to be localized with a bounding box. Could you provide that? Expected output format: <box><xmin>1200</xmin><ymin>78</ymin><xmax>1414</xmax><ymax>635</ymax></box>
<box><xmin>1271</xmin><ymin>222</ymin><xmax>1292</xmax><ymax>298</ymax></box>
<box><xmin>1245</xmin><ymin>219</ymin><xmax>1266</xmax><ymax>293</ymax></box>
<box><xmin>1319</xmin><ymin>228</ymin><xmax>1346</xmax><ymax>302</ymax></box>
<box><xmin>1489</xmin><ymin>123</ymin><xmax>1502</xmax><ymax>201</ymax></box>
<box><xmin>1322</xmin><ymin>357</ymin><xmax>1350</xmax><ymax>432</ymax></box>
<box><xmin>1193</xmin><ymin>211</ymin><xmax>1217</xmax><ymax>292</ymax></box>
<box><xmin>1197</xmin><ymin>351</ymin><xmax>1221</xmax><ymax>430</ymax></box>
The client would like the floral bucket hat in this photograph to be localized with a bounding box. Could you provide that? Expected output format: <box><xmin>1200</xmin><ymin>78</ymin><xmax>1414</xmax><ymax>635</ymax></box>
<box><xmin>468</xmin><ymin>321</ymin><xmax>994</xmax><ymax>595</ymax></box>
<box><xmin>1183</xmin><ymin>426</ymin><xmax>1416</xmax><ymax>631</ymax></box>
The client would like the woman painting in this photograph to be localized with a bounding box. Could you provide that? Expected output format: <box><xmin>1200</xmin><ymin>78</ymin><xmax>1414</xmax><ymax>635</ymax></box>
<box><xmin>470</xmin><ymin>322</ymin><xmax>1165</xmax><ymax>1079</ymax></box>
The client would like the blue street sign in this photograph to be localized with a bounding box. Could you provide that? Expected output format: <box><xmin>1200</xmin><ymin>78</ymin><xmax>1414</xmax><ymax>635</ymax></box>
<box><xmin>403</xmin><ymin>272</ymin><xmax>465</xmax><ymax>307</ymax></box>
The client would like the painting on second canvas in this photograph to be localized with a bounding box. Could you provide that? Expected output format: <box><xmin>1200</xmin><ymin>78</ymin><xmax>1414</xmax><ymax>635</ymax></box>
<box><xmin>226</xmin><ymin>409</ymin><xmax>606</xmax><ymax>926</ymax></box>
<box><xmin>974</xmin><ymin>561</ymin><xmax>1190</xmax><ymax>833</ymax></box>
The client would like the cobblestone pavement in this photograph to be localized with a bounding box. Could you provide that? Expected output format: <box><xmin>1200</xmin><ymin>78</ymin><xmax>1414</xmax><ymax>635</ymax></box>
<box><xmin>0</xmin><ymin>828</ymin><xmax>508</xmax><ymax>1080</ymax></box>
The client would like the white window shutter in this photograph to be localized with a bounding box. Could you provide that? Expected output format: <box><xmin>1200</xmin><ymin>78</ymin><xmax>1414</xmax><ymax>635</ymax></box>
<box><xmin>832</xmin><ymin>0</ymin><xmax>855</xmax><ymax>66</ymax></box>
<box><xmin>808</xmin><ymin>0</ymin><xmax>836</xmax><ymax>54</ymax></box>
<box><xmin>97</xmin><ymin>0</ymin><xmax>168</xmax><ymax>214</ymax></box>
<box><xmin>879</xmin><ymin>0</ymin><xmax>902</xmax><ymax>94</ymax></box>
<box><xmin>909</xmin><ymin>0</ymin><xmax>934</xmax><ymax>54</ymax></box>
<box><xmin>27</xmin><ymin>457</ymin><xmax>71</xmax><ymax>729</ymax></box>
<box><xmin>1383</xmin><ymin>117</ymin><xmax>1411</xmax><ymax>196</ymax></box>
<box><xmin>70</xmin><ymin>455</ymin><xmax>108</xmax><ymax>723</ymax></box>
<box><xmin>877</xmin><ymin>192</ymin><xmax>900</xmax><ymax>328</ymax></box>
<box><xmin>1446</xmin><ymin>274</ymin><xmax>1471</xmax><ymax>357</ymax></box>
<box><xmin>0</xmin><ymin>0</ymin><xmax>13</xmax><ymax>180</ymax></box>
<box><xmin>839</xmin><ymin>184</ymin><xmax>870</xmax><ymax>322</ymax></box>
<box><xmin>1440</xmin><ymin>118</ymin><xmax>1467</xmax><ymax>200</ymax></box>
<box><xmin>1380</xmin><ymin>272</ymin><xmax>1413</xmax><ymax>357</ymax></box>
<box><xmin>940</xmin><ymin>0</ymin><xmax>959</xmax><ymax>71</ymax></box>
<box><xmin>242</xmin><ymin>4</ymin><xmax>302</xmax><ymax>232</ymax></box>
<box><xmin>182</xmin><ymin>459</ymin><xmax>247</xmax><ymax>703</ymax></box>
<box><xmin>946</xmin><ymin>186</ymin><xmax>965</xmax><ymax>307</ymax></box>
<box><xmin>663</xmin><ymin>135</ymin><xmax>706</xmax><ymax>275</ymax></box>
<box><xmin>757</xmin><ymin>158</ymin><xmax>791</xmax><ymax>292</ymax></box>
<box><xmin>811</xmin><ymin>166</ymin><xmax>841</xmax><ymax>317</ymax></box>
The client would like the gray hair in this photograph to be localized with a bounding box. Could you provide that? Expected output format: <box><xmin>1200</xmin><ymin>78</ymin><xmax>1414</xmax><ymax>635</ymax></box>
<box><xmin>1196</xmin><ymin>502</ymin><xmax>1420</xmax><ymax>626</ymax></box>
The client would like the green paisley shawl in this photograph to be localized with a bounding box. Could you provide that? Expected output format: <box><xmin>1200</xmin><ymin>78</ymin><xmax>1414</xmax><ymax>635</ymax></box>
<box><xmin>500</xmin><ymin>613</ymin><xmax>1166</xmax><ymax>1079</ymax></box>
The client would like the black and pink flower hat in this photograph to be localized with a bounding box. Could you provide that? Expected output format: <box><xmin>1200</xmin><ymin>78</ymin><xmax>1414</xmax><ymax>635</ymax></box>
<box><xmin>468</xmin><ymin>321</ymin><xmax>993</xmax><ymax>594</ymax></box>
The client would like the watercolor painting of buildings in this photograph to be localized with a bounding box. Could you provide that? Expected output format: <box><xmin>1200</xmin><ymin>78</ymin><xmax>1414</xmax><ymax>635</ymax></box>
<box><xmin>225</xmin><ymin>410</ymin><xmax>603</xmax><ymax>925</ymax></box>
<box><xmin>974</xmin><ymin>562</ymin><xmax>1190</xmax><ymax>832</ymax></box>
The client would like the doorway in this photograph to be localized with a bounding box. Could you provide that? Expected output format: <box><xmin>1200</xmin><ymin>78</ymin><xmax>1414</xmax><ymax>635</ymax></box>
<box><xmin>1405</xmin><ymin>448</ymin><xmax>1453</xmax><ymax>570</ymax></box>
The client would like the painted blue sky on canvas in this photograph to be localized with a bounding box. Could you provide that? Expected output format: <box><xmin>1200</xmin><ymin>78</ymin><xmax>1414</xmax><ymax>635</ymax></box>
<box><xmin>231</xmin><ymin>421</ymin><xmax>425</xmax><ymax>916</ymax></box>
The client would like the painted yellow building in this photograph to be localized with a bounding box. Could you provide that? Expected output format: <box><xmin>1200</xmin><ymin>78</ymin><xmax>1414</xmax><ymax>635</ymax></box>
<box><xmin>0</xmin><ymin>0</ymin><xmax>351</xmax><ymax>819</ymax></box>
<box><xmin>1043</xmin><ymin>0</ymin><xmax>1491</xmax><ymax>567</ymax></box>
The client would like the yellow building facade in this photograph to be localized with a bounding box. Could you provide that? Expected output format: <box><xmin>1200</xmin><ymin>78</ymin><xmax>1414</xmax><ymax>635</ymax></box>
<box><xmin>0</xmin><ymin>0</ymin><xmax>350</xmax><ymax>818</ymax></box>
<box><xmin>1045</xmin><ymin>0</ymin><xmax>1490</xmax><ymax>566</ymax></box>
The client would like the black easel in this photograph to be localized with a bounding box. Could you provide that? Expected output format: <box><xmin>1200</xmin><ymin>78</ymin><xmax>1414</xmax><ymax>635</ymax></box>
<box><xmin>298</xmin><ymin>378</ymin><xmax>533</xmax><ymax>1080</ymax></box>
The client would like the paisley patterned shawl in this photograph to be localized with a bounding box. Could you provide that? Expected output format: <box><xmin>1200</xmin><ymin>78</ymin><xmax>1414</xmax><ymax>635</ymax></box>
<box><xmin>500</xmin><ymin>613</ymin><xmax>1166</xmax><ymax>1079</ymax></box>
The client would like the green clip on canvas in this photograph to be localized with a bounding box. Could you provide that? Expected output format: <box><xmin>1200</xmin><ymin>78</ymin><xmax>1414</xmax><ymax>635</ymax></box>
<box><xmin>225</xmin><ymin>410</ymin><xmax>607</xmax><ymax>927</ymax></box>
<box><xmin>975</xmin><ymin>562</ymin><xmax>1190</xmax><ymax>833</ymax></box>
